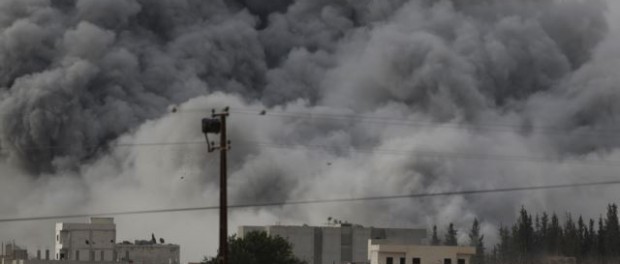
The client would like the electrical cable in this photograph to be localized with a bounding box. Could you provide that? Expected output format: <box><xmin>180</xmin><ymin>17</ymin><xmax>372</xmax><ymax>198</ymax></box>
<box><xmin>0</xmin><ymin>180</ymin><xmax>619</xmax><ymax>223</ymax></box>
<box><xmin>1</xmin><ymin>139</ymin><xmax>618</xmax><ymax>167</ymax></box>
<box><xmin>178</xmin><ymin>107</ymin><xmax>620</xmax><ymax>138</ymax></box>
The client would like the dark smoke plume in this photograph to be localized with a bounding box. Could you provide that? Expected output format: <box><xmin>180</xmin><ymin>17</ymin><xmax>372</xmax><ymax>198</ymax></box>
<box><xmin>0</xmin><ymin>0</ymin><xmax>619</xmax><ymax>262</ymax></box>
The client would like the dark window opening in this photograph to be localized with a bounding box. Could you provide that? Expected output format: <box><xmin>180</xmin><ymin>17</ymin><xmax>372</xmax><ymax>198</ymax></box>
<box><xmin>387</xmin><ymin>257</ymin><xmax>394</xmax><ymax>264</ymax></box>
<box><xmin>56</xmin><ymin>235</ymin><xmax>59</xmax><ymax>241</ymax></box>
<box><xmin>413</xmin><ymin>258</ymin><xmax>421</xmax><ymax>264</ymax></box>
<box><xmin>400</xmin><ymin>257</ymin><xmax>405</xmax><ymax>264</ymax></box>
<box><xmin>458</xmin><ymin>259</ymin><xmax>466</xmax><ymax>264</ymax></box>
<box><xmin>59</xmin><ymin>253</ymin><xmax>65</xmax><ymax>260</ymax></box>
<box><xmin>76</xmin><ymin>250</ymin><xmax>79</xmax><ymax>260</ymax></box>
<box><xmin>101</xmin><ymin>251</ymin><xmax>104</xmax><ymax>261</ymax></box>
<box><xmin>444</xmin><ymin>258</ymin><xmax>452</xmax><ymax>264</ymax></box>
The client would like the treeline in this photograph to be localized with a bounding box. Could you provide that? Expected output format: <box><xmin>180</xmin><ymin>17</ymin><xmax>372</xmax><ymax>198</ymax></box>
<box><xmin>433</xmin><ymin>204</ymin><xmax>620</xmax><ymax>264</ymax></box>
<box><xmin>491</xmin><ymin>204</ymin><xmax>620</xmax><ymax>264</ymax></box>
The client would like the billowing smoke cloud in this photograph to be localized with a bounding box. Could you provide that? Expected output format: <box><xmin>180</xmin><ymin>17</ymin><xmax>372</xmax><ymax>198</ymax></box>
<box><xmin>1</xmin><ymin>0</ymin><xmax>620</xmax><ymax>262</ymax></box>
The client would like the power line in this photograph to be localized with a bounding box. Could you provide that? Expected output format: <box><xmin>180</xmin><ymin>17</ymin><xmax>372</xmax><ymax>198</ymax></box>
<box><xmin>243</xmin><ymin>140</ymin><xmax>620</xmax><ymax>167</ymax></box>
<box><xmin>1</xmin><ymin>180</ymin><xmax>619</xmax><ymax>223</ymax></box>
<box><xmin>1</xmin><ymin>140</ymin><xmax>618</xmax><ymax>167</ymax></box>
<box><xmin>179</xmin><ymin>107</ymin><xmax>620</xmax><ymax>138</ymax></box>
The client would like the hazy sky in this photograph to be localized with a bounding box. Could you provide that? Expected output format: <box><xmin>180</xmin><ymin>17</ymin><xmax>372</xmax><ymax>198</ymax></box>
<box><xmin>2</xmin><ymin>0</ymin><xmax>620</xmax><ymax>262</ymax></box>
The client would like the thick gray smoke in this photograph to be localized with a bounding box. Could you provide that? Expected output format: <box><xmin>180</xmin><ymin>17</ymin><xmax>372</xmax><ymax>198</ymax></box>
<box><xmin>1</xmin><ymin>0</ymin><xmax>620</xmax><ymax>262</ymax></box>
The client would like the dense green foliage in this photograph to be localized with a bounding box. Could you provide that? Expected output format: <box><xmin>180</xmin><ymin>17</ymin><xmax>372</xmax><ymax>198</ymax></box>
<box><xmin>202</xmin><ymin>231</ymin><xmax>307</xmax><ymax>264</ymax></box>
<box><xmin>487</xmin><ymin>204</ymin><xmax>620</xmax><ymax>264</ymax></box>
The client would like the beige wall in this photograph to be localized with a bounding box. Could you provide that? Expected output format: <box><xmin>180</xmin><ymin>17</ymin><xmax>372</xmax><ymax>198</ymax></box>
<box><xmin>369</xmin><ymin>242</ymin><xmax>475</xmax><ymax>264</ymax></box>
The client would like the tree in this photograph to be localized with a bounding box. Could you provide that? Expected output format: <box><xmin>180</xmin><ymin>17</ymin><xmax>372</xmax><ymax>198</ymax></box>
<box><xmin>202</xmin><ymin>231</ymin><xmax>307</xmax><ymax>264</ymax></box>
<box><xmin>605</xmin><ymin>203</ymin><xmax>620</xmax><ymax>257</ymax></box>
<box><xmin>497</xmin><ymin>225</ymin><xmax>513</xmax><ymax>263</ymax></box>
<box><xmin>514</xmin><ymin>207</ymin><xmax>534</xmax><ymax>261</ymax></box>
<box><xmin>540</xmin><ymin>212</ymin><xmax>549</xmax><ymax>255</ymax></box>
<box><xmin>444</xmin><ymin>223</ymin><xmax>458</xmax><ymax>246</ymax></box>
<box><xmin>469</xmin><ymin>218</ymin><xmax>485</xmax><ymax>264</ymax></box>
<box><xmin>432</xmin><ymin>225</ymin><xmax>441</xmax><ymax>245</ymax></box>
<box><xmin>548</xmin><ymin>213</ymin><xmax>562</xmax><ymax>255</ymax></box>
<box><xmin>561</xmin><ymin>213</ymin><xmax>578</xmax><ymax>258</ymax></box>
<box><xmin>577</xmin><ymin>216</ymin><xmax>588</xmax><ymax>259</ymax></box>
<box><xmin>588</xmin><ymin>218</ymin><xmax>598</xmax><ymax>259</ymax></box>
<box><xmin>598</xmin><ymin>216</ymin><xmax>606</xmax><ymax>258</ymax></box>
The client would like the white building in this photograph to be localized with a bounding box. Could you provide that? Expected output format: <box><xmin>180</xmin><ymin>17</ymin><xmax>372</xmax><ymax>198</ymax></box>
<box><xmin>55</xmin><ymin>218</ymin><xmax>116</xmax><ymax>261</ymax></box>
<box><xmin>238</xmin><ymin>224</ymin><xmax>427</xmax><ymax>264</ymax></box>
<box><xmin>368</xmin><ymin>240</ymin><xmax>475</xmax><ymax>264</ymax></box>
<box><xmin>1</xmin><ymin>217</ymin><xmax>180</xmax><ymax>264</ymax></box>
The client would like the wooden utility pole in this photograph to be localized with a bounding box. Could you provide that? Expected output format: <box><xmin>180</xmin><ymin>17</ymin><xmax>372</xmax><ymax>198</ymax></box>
<box><xmin>202</xmin><ymin>109</ymin><xmax>230</xmax><ymax>264</ymax></box>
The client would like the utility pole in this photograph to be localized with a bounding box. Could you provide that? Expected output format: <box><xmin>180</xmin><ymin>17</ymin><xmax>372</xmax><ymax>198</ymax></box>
<box><xmin>202</xmin><ymin>108</ymin><xmax>230</xmax><ymax>264</ymax></box>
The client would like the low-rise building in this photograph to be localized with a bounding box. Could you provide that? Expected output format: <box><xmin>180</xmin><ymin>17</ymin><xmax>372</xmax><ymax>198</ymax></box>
<box><xmin>115</xmin><ymin>240</ymin><xmax>179</xmax><ymax>264</ymax></box>
<box><xmin>238</xmin><ymin>224</ymin><xmax>427</xmax><ymax>264</ymax></box>
<box><xmin>2</xmin><ymin>218</ymin><xmax>179</xmax><ymax>264</ymax></box>
<box><xmin>55</xmin><ymin>218</ymin><xmax>116</xmax><ymax>261</ymax></box>
<box><xmin>368</xmin><ymin>240</ymin><xmax>475</xmax><ymax>264</ymax></box>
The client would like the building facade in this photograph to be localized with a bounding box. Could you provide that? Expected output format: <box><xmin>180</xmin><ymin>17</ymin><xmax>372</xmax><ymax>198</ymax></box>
<box><xmin>238</xmin><ymin>224</ymin><xmax>427</xmax><ymax>264</ymax></box>
<box><xmin>55</xmin><ymin>218</ymin><xmax>116</xmax><ymax>261</ymax></box>
<box><xmin>368</xmin><ymin>240</ymin><xmax>475</xmax><ymax>264</ymax></box>
<box><xmin>0</xmin><ymin>218</ymin><xmax>180</xmax><ymax>264</ymax></box>
<box><xmin>115</xmin><ymin>241</ymin><xmax>179</xmax><ymax>264</ymax></box>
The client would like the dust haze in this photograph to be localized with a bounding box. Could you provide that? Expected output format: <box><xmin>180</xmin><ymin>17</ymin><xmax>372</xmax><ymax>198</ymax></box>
<box><xmin>1</xmin><ymin>0</ymin><xmax>620</xmax><ymax>262</ymax></box>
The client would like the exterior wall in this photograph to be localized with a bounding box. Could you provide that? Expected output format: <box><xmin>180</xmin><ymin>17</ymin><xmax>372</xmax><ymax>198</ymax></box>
<box><xmin>55</xmin><ymin>218</ymin><xmax>115</xmax><ymax>261</ymax></box>
<box><xmin>237</xmin><ymin>225</ymin><xmax>427</xmax><ymax>264</ymax></box>
<box><xmin>268</xmin><ymin>226</ymin><xmax>315</xmax><ymax>263</ymax></box>
<box><xmin>115</xmin><ymin>244</ymin><xmax>180</xmax><ymax>264</ymax></box>
<box><xmin>352</xmin><ymin>228</ymin><xmax>371</xmax><ymax>263</ymax></box>
<box><xmin>368</xmin><ymin>242</ymin><xmax>475</xmax><ymax>264</ymax></box>
<box><xmin>321</xmin><ymin>227</ymin><xmax>340</xmax><ymax>264</ymax></box>
<box><xmin>3</xmin><ymin>244</ymin><xmax>28</xmax><ymax>260</ymax></box>
<box><xmin>53</xmin><ymin>217</ymin><xmax>179</xmax><ymax>264</ymax></box>
<box><xmin>15</xmin><ymin>260</ymin><xmax>116</xmax><ymax>264</ymax></box>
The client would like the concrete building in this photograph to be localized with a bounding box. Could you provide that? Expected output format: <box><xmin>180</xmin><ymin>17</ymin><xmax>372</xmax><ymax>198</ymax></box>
<box><xmin>238</xmin><ymin>224</ymin><xmax>427</xmax><ymax>264</ymax></box>
<box><xmin>368</xmin><ymin>240</ymin><xmax>475</xmax><ymax>264</ymax></box>
<box><xmin>115</xmin><ymin>241</ymin><xmax>179</xmax><ymax>264</ymax></box>
<box><xmin>55</xmin><ymin>218</ymin><xmax>116</xmax><ymax>261</ymax></box>
<box><xmin>2</xmin><ymin>243</ymin><xmax>28</xmax><ymax>261</ymax></box>
<box><xmin>2</xmin><ymin>218</ymin><xmax>179</xmax><ymax>264</ymax></box>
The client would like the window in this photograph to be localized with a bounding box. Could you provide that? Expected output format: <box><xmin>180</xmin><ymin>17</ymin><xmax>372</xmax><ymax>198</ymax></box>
<box><xmin>400</xmin><ymin>257</ymin><xmax>405</xmax><ymax>264</ymax></box>
<box><xmin>413</xmin><ymin>258</ymin><xmax>421</xmax><ymax>264</ymax></box>
<box><xmin>76</xmin><ymin>250</ymin><xmax>80</xmax><ymax>261</ymax></box>
<box><xmin>56</xmin><ymin>235</ymin><xmax>59</xmax><ymax>241</ymax></box>
<box><xmin>458</xmin><ymin>259</ymin><xmax>465</xmax><ymax>264</ymax></box>
<box><xmin>387</xmin><ymin>257</ymin><xmax>394</xmax><ymax>264</ymax></box>
<box><xmin>444</xmin><ymin>258</ymin><xmax>452</xmax><ymax>264</ymax></box>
